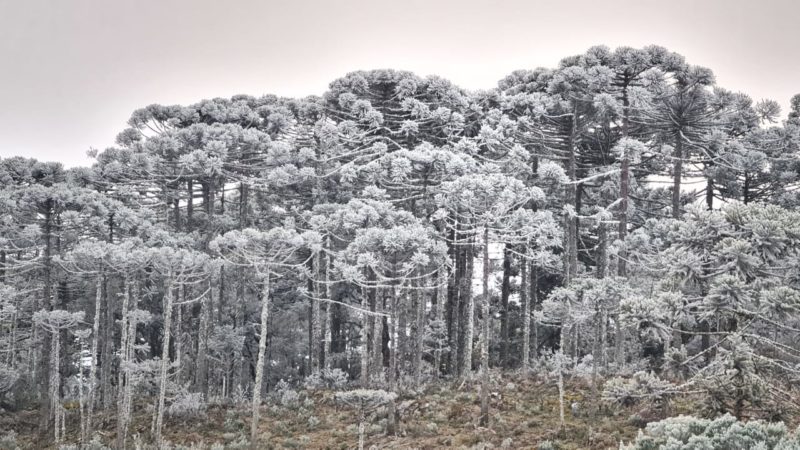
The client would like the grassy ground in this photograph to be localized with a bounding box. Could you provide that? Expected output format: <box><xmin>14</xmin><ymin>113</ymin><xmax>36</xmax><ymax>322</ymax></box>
<box><xmin>1</xmin><ymin>373</ymin><xmax>700</xmax><ymax>449</ymax></box>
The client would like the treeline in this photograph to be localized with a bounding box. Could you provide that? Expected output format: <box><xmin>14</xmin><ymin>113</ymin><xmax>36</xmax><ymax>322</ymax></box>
<box><xmin>1</xmin><ymin>45</ymin><xmax>800</xmax><ymax>447</ymax></box>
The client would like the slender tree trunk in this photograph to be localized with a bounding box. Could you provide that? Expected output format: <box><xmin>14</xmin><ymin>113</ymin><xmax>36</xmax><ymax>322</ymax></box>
<box><xmin>591</xmin><ymin>309</ymin><xmax>601</xmax><ymax>417</ymax></box>
<box><xmin>7</xmin><ymin>294</ymin><xmax>17</xmax><ymax>367</ymax></box>
<box><xmin>499</xmin><ymin>245</ymin><xmax>512</xmax><ymax>368</ymax></box>
<box><xmin>566</xmin><ymin>111</ymin><xmax>579</xmax><ymax>282</ymax></box>
<box><xmin>323</xmin><ymin>304</ymin><xmax>333</xmax><ymax>371</ymax></box>
<box><xmin>371</xmin><ymin>288</ymin><xmax>383</xmax><ymax>382</ymax></box>
<box><xmin>235</xmin><ymin>189</ymin><xmax>247</xmax><ymax>391</ymax></box>
<box><xmin>387</xmin><ymin>282</ymin><xmax>399</xmax><ymax>435</ymax></box>
<box><xmin>175</xmin><ymin>286</ymin><xmax>183</xmax><ymax>383</ymax></box>
<box><xmin>558</xmin><ymin>314</ymin><xmax>568</xmax><ymax>428</ymax></box>
<box><xmin>434</xmin><ymin>267</ymin><xmax>447</xmax><ymax>377</ymax></box>
<box><xmin>521</xmin><ymin>259</ymin><xmax>530</xmax><ymax>370</ymax></box>
<box><xmin>706</xmin><ymin>177</ymin><xmax>714</xmax><ymax>210</ymax></box>
<box><xmin>323</xmin><ymin>242</ymin><xmax>334</xmax><ymax>371</ymax></box>
<box><xmin>601</xmin><ymin>309</ymin><xmax>608</xmax><ymax>372</ymax></box>
<box><xmin>448</xmin><ymin>222</ymin><xmax>461</xmax><ymax>376</ymax></box>
<box><xmin>461</xmin><ymin>238</ymin><xmax>475</xmax><ymax>376</ymax></box>
<box><xmin>618</xmin><ymin>83</ymin><xmax>631</xmax><ymax>277</ymax></box>
<box><xmin>358</xmin><ymin>411</ymin><xmax>366</xmax><ymax>450</ymax></box>
<box><xmin>116</xmin><ymin>277</ymin><xmax>133</xmax><ymax>450</ymax></box>
<box><xmin>250</xmin><ymin>271</ymin><xmax>271</xmax><ymax>447</ymax></box>
<box><xmin>78</xmin><ymin>333</ymin><xmax>88</xmax><ymax>444</ymax></box>
<box><xmin>197</xmin><ymin>280</ymin><xmax>211</xmax><ymax>396</ymax></box>
<box><xmin>0</xmin><ymin>250</ymin><xmax>5</xmax><ymax>284</ymax></box>
<box><xmin>311</xmin><ymin>253</ymin><xmax>322</xmax><ymax>375</ymax></box>
<box><xmin>360</xmin><ymin>285</ymin><xmax>370</xmax><ymax>384</ymax></box>
<box><xmin>154</xmin><ymin>275</ymin><xmax>174</xmax><ymax>446</ymax></box>
<box><xmin>479</xmin><ymin>226</ymin><xmax>491</xmax><ymax>427</ymax></box>
<box><xmin>614</xmin><ymin>316</ymin><xmax>624</xmax><ymax>366</ymax></box>
<box><xmin>186</xmin><ymin>180</ymin><xmax>193</xmax><ymax>231</ymax></box>
<box><xmin>531</xmin><ymin>266</ymin><xmax>539</xmax><ymax>363</ymax></box>
<box><xmin>38</xmin><ymin>201</ymin><xmax>54</xmax><ymax>434</ymax></box>
<box><xmin>49</xmin><ymin>324</ymin><xmax>62</xmax><ymax>443</ymax></box>
<box><xmin>672</xmin><ymin>131</ymin><xmax>683</xmax><ymax>219</ymax></box>
<box><xmin>597</xmin><ymin>222</ymin><xmax>607</xmax><ymax>279</ymax></box>
<box><xmin>86</xmin><ymin>277</ymin><xmax>103</xmax><ymax>440</ymax></box>
<box><xmin>397</xmin><ymin>292</ymin><xmax>408</xmax><ymax>374</ymax></box>
<box><xmin>101</xmin><ymin>272</ymin><xmax>114</xmax><ymax>410</ymax></box>
<box><xmin>413</xmin><ymin>277</ymin><xmax>424</xmax><ymax>384</ymax></box>
<box><xmin>743</xmin><ymin>173</ymin><xmax>750</xmax><ymax>205</ymax></box>
<box><xmin>173</xmin><ymin>196</ymin><xmax>181</xmax><ymax>232</ymax></box>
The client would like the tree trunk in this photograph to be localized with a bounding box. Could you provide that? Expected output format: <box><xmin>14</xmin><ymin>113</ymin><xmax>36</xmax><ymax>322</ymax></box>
<box><xmin>154</xmin><ymin>275</ymin><xmax>174</xmax><ymax>446</ymax></box>
<box><xmin>37</xmin><ymin>200</ymin><xmax>54</xmax><ymax>434</ymax></box>
<box><xmin>371</xmin><ymin>288</ymin><xmax>383</xmax><ymax>382</ymax></box>
<box><xmin>499</xmin><ymin>245</ymin><xmax>512</xmax><ymax>367</ymax></box>
<box><xmin>387</xmin><ymin>282</ymin><xmax>399</xmax><ymax>435</ymax></box>
<box><xmin>434</xmin><ymin>266</ymin><xmax>447</xmax><ymax>377</ymax></box>
<box><xmin>360</xmin><ymin>285</ymin><xmax>370</xmax><ymax>384</ymax></box>
<box><xmin>461</xmin><ymin>238</ymin><xmax>475</xmax><ymax>376</ymax></box>
<box><xmin>672</xmin><ymin>132</ymin><xmax>683</xmax><ymax>218</ymax></box>
<box><xmin>86</xmin><ymin>277</ymin><xmax>103</xmax><ymax>440</ymax></box>
<box><xmin>531</xmin><ymin>266</ymin><xmax>539</xmax><ymax>363</ymax></box>
<box><xmin>116</xmin><ymin>278</ymin><xmax>134</xmax><ymax>450</ymax></box>
<box><xmin>323</xmin><ymin>303</ymin><xmax>333</xmax><ymax>371</ymax></box>
<box><xmin>187</xmin><ymin>180</ymin><xmax>194</xmax><ymax>231</ymax></box>
<box><xmin>175</xmin><ymin>286</ymin><xmax>183</xmax><ymax>383</ymax></box>
<box><xmin>597</xmin><ymin>222</ymin><xmax>607</xmax><ymax>279</ymax></box>
<box><xmin>197</xmin><ymin>280</ymin><xmax>211</xmax><ymax>396</ymax></box>
<box><xmin>250</xmin><ymin>271</ymin><xmax>271</xmax><ymax>447</ymax></box>
<box><xmin>101</xmin><ymin>274</ymin><xmax>114</xmax><ymax>410</ymax></box>
<box><xmin>566</xmin><ymin>110</ymin><xmax>579</xmax><ymax>282</ymax></box>
<box><xmin>49</xmin><ymin>322</ymin><xmax>62</xmax><ymax>443</ymax></box>
<box><xmin>618</xmin><ymin>83</ymin><xmax>631</xmax><ymax>276</ymax></box>
<box><xmin>521</xmin><ymin>260</ymin><xmax>530</xmax><ymax>370</ymax></box>
<box><xmin>706</xmin><ymin>177</ymin><xmax>714</xmax><ymax>210</ymax></box>
<box><xmin>321</xmin><ymin>239</ymin><xmax>334</xmax><ymax>371</ymax></box>
<box><xmin>479</xmin><ymin>226</ymin><xmax>490</xmax><ymax>427</ymax></box>
<box><xmin>173</xmin><ymin>196</ymin><xmax>181</xmax><ymax>232</ymax></box>
<box><xmin>413</xmin><ymin>277</ymin><xmax>424</xmax><ymax>384</ymax></box>
<box><xmin>448</xmin><ymin>223</ymin><xmax>461</xmax><ymax>376</ymax></box>
<box><xmin>311</xmin><ymin>253</ymin><xmax>322</xmax><ymax>375</ymax></box>
<box><xmin>743</xmin><ymin>173</ymin><xmax>750</xmax><ymax>205</ymax></box>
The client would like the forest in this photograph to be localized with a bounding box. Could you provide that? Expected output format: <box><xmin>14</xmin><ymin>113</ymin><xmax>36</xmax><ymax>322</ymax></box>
<box><xmin>1</xmin><ymin>45</ymin><xmax>800</xmax><ymax>449</ymax></box>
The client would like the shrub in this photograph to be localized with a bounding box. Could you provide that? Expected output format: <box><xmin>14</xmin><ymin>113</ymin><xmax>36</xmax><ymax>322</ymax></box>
<box><xmin>167</xmin><ymin>391</ymin><xmax>206</xmax><ymax>419</ymax></box>
<box><xmin>304</xmin><ymin>368</ymin><xmax>349</xmax><ymax>390</ymax></box>
<box><xmin>59</xmin><ymin>438</ymin><xmax>111</xmax><ymax>450</ymax></box>
<box><xmin>537</xmin><ymin>440</ymin><xmax>556</xmax><ymax>450</ymax></box>
<box><xmin>620</xmin><ymin>414</ymin><xmax>800</xmax><ymax>449</ymax></box>
<box><xmin>335</xmin><ymin>389</ymin><xmax>397</xmax><ymax>450</ymax></box>
<box><xmin>279</xmin><ymin>388</ymin><xmax>300</xmax><ymax>408</ymax></box>
<box><xmin>308</xmin><ymin>415</ymin><xmax>321</xmax><ymax>430</ymax></box>
<box><xmin>603</xmin><ymin>371</ymin><xmax>675</xmax><ymax>410</ymax></box>
<box><xmin>0</xmin><ymin>432</ymin><xmax>19</xmax><ymax>450</ymax></box>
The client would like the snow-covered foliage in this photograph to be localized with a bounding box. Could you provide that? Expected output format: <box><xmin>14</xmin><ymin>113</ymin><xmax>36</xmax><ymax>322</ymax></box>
<box><xmin>1</xmin><ymin>44</ymin><xmax>800</xmax><ymax>448</ymax></box>
<box><xmin>620</xmin><ymin>414</ymin><xmax>800</xmax><ymax>450</ymax></box>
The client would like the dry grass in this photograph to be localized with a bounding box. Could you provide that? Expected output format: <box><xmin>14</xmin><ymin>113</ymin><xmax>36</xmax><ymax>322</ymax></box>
<box><xmin>0</xmin><ymin>373</ymin><xmax>702</xmax><ymax>449</ymax></box>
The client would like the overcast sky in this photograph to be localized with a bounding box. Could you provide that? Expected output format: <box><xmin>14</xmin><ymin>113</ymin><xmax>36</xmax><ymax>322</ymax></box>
<box><xmin>1</xmin><ymin>0</ymin><xmax>798</xmax><ymax>168</ymax></box>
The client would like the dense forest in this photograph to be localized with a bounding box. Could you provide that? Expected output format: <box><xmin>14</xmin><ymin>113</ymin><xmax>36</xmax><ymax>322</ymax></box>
<box><xmin>2</xmin><ymin>45</ymin><xmax>800</xmax><ymax>449</ymax></box>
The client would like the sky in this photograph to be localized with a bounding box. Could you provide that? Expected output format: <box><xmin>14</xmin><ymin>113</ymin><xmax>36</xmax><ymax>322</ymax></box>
<box><xmin>1</xmin><ymin>0</ymin><xmax>798</xmax><ymax>168</ymax></box>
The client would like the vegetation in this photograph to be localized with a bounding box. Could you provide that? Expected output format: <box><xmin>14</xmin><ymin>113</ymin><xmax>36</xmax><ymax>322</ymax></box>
<box><xmin>1</xmin><ymin>45</ymin><xmax>799</xmax><ymax>449</ymax></box>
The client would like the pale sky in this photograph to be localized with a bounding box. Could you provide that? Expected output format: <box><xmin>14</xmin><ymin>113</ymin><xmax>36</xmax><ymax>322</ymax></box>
<box><xmin>1</xmin><ymin>0</ymin><xmax>798</xmax><ymax>168</ymax></box>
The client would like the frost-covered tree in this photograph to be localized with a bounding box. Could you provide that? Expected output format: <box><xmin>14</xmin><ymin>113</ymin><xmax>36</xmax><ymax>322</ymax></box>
<box><xmin>210</xmin><ymin>224</ymin><xmax>315</xmax><ymax>445</ymax></box>
<box><xmin>435</xmin><ymin>172</ymin><xmax>543</xmax><ymax>425</ymax></box>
